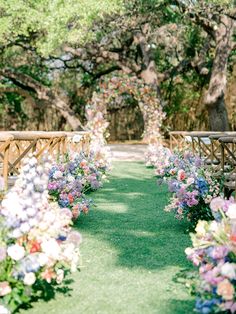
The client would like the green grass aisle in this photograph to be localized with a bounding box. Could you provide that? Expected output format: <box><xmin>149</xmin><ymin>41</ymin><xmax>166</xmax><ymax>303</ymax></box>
<box><xmin>20</xmin><ymin>161</ymin><xmax>195</xmax><ymax>314</ymax></box>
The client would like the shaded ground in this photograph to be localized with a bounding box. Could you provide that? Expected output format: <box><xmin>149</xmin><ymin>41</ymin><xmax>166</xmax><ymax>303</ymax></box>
<box><xmin>20</xmin><ymin>161</ymin><xmax>195</xmax><ymax>314</ymax></box>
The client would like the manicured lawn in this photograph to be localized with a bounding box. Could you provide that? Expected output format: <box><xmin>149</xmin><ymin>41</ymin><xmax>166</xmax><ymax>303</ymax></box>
<box><xmin>20</xmin><ymin>161</ymin><xmax>195</xmax><ymax>314</ymax></box>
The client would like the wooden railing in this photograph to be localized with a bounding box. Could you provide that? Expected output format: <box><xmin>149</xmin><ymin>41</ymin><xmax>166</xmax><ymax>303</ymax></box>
<box><xmin>0</xmin><ymin>131</ymin><xmax>91</xmax><ymax>192</ymax></box>
<box><xmin>169</xmin><ymin>131</ymin><xmax>236</xmax><ymax>199</ymax></box>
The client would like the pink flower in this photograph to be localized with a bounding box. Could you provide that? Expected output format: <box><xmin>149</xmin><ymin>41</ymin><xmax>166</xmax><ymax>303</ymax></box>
<box><xmin>177</xmin><ymin>169</ymin><xmax>186</xmax><ymax>181</ymax></box>
<box><xmin>0</xmin><ymin>282</ymin><xmax>11</xmax><ymax>296</ymax></box>
<box><xmin>210</xmin><ymin>197</ymin><xmax>226</xmax><ymax>212</ymax></box>
<box><xmin>177</xmin><ymin>208</ymin><xmax>183</xmax><ymax>215</ymax></box>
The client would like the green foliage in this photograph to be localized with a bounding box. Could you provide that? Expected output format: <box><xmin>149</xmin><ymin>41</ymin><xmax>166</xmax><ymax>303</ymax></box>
<box><xmin>0</xmin><ymin>0</ymin><xmax>124</xmax><ymax>56</ymax></box>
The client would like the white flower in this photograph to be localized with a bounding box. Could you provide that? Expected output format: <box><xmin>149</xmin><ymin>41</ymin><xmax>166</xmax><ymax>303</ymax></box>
<box><xmin>28</xmin><ymin>157</ymin><xmax>37</xmax><ymax>167</ymax></box>
<box><xmin>17</xmin><ymin>210</ymin><xmax>28</xmax><ymax>221</ymax></box>
<box><xmin>63</xmin><ymin>243</ymin><xmax>76</xmax><ymax>261</ymax></box>
<box><xmin>72</xmin><ymin>135</ymin><xmax>82</xmax><ymax>143</ymax></box>
<box><xmin>26</xmin><ymin>207</ymin><xmax>37</xmax><ymax>217</ymax></box>
<box><xmin>33</xmin><ymin>177</ymin><xmax>41</xmax><ymax>186</ymax></box>
<box><xmin>185</xmin><ymin>247</ymin><xmax>194</xmax><ymax>256</ymax></box>
<box><xmin>67</xmin><ymin>175</ymin><xmax>75</xmax><ymax>183</ymax></box>
<box><xmin>24</xmin><ymin>198</ymin><xmax>33</xmax><ymax>207</ymax></box>
<box><xmin>10</xmin><ymin>228</ymin><xmax>22</xmax><ymax>239</ymax></box>
<box><xmin>195</xmin><ymin>221</ymin><xmax>207</xmax><ymax>237</ymax></box>
<box><xmin>221</xmin><ymin>263</ymin><xmax>236</xmax><ymax>280</ymax></box>
<box><xmin>20</xmin><ymin>222</ymin><xmax>31</xmax><ymax>234</ymax></box>
<box><xmin>53</xmin><ymin>171</ymin><xmax>63</xmax><ymax>179</ymax></box>
<box><xmin>28</xmin><ymin>218</ymin><xmax>38</xmax><ymax>227</ymax></box>
<box><xmin>1</xmin><ymin>193</ymin><xmax>23</xmax><ymax>216</ymax></box>
<box><xmin>7</xmin><ymin>244</ymin><xmax>25</xmax><ymax>261</ymax></box>
<box><xmin>41</xmin><ymin>239</ymin><xmax>61</xmax><ymax>260</ymax></box>
<box><xmin>23</xmin><ymin>272</ymin><xmax>36</xmax><ymax>286</ymax></box>
<box><xmin>0</xmin><ymin>305</ymin><xmax>10</xmax><ymax>314</ymax></box>
<box><xmin>226</xmin><ymin>204</ymin><xmax>236</xmax><ymax>220</ymax></box>
<box><xmin>38</xmin><ymin>253</ymin><xmax>49</xmax><ymax>267</ymax></box>
<box><xmin>209</xmin><ymin>221</ymin><xmax>219</xmax><ymax>233</ymax></box>
<box><xmin>56</xmin><ymin>269</ymin><xmax>64</xmax><ymax>284</ymax></box>
<box><xmin>186</xmin><ymin>178</ymin><xmax>194</xmax><ymax>185</ymax></box>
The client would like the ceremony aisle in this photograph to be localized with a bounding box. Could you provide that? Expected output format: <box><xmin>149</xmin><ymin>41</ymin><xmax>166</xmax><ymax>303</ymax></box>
<box><xmin>20</xmin><ymin>161</ymin><xmax>195</xmax><ymax>314</ymax></box>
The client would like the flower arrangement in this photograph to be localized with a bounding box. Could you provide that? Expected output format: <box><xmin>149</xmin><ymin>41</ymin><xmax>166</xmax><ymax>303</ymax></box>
<box><xmin>154</xmin><ymin>150</ymin><xmax>222</xmax><ymax>229</ymax></box>
<box><xmin>186</xmin><ymin>197</ymin><xmax>236</xmax><ymax>313</ymax></box>
<box><xmin>48</xmin><ymin>151</ymin><xmax>108</xmax><ymax>219</ymax></box>
<box><xmin>0</xmin><ymin>156</ymin><xmax>81</xmax><ymax>313</ymax></box>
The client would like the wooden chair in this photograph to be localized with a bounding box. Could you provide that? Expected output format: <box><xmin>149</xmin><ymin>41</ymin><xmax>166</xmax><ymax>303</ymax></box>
<box><xmin>0</xmin><ymin>134</ymin><xmax>14</xmax><ymax>191</ymax></box>
<box><xmin>33</xmin><ymin>131</ymin><xmax>67</xmax><ymax>161</ymax></box>
<box><xmin>218</xmin><ymin>136</ymin><xmax>236</xmax><ymax>199</ymax></box>
<box><xmin>65</xmin><ymin>131</ymin><xmax>91</xmax><ymax>155</ymax></box>
<box><xmin>186</xmin><ymin>132</ymin><xmax>221</xmax><ymax>163</ymax></box>
<box><xmin>169</xmin><ymin>131</ymin><xmax>193</xmax><ymax>151</ymax></box>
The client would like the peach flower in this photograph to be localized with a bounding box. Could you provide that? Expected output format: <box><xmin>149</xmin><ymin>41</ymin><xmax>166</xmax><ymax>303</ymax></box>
<box><xmin>217</xmin><ymin>279</ymin><xmax>235</xmax><ymax>300</ymax></box>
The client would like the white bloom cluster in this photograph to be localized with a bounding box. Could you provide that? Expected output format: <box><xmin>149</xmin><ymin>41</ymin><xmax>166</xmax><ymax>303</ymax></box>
<box><xmin>1</xmin><ymin>156</ymin><xmax>50</xmax><ymax>238</ymax></box>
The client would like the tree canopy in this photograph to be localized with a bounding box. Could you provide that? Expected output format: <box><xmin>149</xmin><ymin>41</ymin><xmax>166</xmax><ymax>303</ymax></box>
<box><xmin>0</xmin><ymin>0</ymin><xmax>236</xmax><ymax>133</ymax></box>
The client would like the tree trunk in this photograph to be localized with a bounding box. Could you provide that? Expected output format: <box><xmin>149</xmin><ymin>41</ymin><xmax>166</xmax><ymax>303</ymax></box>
<box><xmin>52</xmin><ymin>93</ymin><xmax>83</xmax><ymax>131</ymax></box>
<box><xmin>207</xmin><ymin>94</ymin><xmax>230</xmax><ymax>131</ymax></box>
<box><xmin>204</xmin><ymin>15</ymin><xmax>233</xmax><ymax>131</ymax></box>
<box><xmin>133</xmin><ymin>33</ymin><xmax>164</xmax><ymax>110</ymax></box>
<box><xmin>0</xmin><ymin>69</ymin><xmax>84</xmax><ymax>131</ymax></box>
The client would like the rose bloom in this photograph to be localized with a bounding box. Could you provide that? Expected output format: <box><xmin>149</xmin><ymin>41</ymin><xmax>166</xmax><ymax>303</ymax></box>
<box><xmin>7</xmin><ymin>244</ymin><xmax>25</xmax><ymax>261</ymax></box>
<box><xmin>0</xmin><ymin>282</ymin><xmax>11</xmax><ymax>296</ymax></box>
<box><xmin>80</xmin><ymin>160</ymin><xmax>87</xmax><ymax>168</ymax></box>
<box><xmin>221</xmin><ymin>263</ymin><xmax>236</xmax><ymax>280</ymax></box>
<box><xmin>177</xmin><ymin>169</ymin><xmax>186</xmax><ymax>181</ymax></box>
<box><xmin>217</xmin><ymin>279</ymin><xmax>235</xmax><ymax>300</ymax></box>
<box><xmin>23</xmin><ymin>272</ymin><xmax>36</xmax><ymax>286</ymax></box>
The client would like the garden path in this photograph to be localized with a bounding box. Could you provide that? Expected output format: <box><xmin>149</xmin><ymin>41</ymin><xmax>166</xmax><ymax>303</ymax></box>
<box><xmin>20</xmin><ymin>146</ymin><xmax>195</xmax><ymax>314</ymax></box>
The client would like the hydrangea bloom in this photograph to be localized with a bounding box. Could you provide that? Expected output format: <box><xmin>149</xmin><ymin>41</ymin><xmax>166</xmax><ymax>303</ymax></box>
<box><xmin>0</xmin><ymin>156</ymin><xmax>81</xmax><ymax>313</ymax></box>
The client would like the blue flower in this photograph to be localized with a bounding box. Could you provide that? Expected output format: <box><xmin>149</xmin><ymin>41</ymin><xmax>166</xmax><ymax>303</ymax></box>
<box><xmin>196</xmin><ymin>177</ymin><xmax>208</xmax><ymax>196</ymax></box>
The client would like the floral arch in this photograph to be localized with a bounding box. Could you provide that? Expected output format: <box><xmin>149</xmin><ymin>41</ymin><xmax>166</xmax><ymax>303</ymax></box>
<box><xmin>85</xmin><ymin>74</ymin><xmax>165</xmax><ymax>145</ymax></box>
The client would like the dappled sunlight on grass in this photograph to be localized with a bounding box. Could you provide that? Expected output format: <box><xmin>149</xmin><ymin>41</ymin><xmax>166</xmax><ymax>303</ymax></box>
<box><xmin>19</xmin><ymin>161</ymin><xmax>195</xmax><ymax>314</ymax></box>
